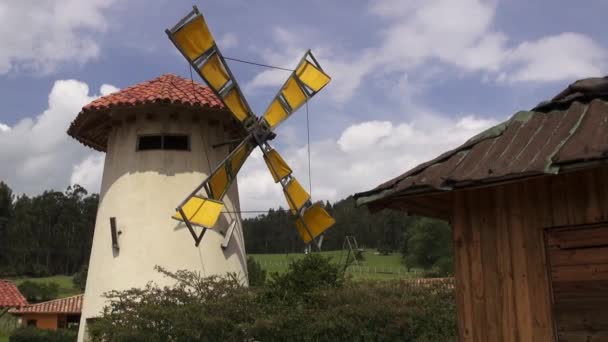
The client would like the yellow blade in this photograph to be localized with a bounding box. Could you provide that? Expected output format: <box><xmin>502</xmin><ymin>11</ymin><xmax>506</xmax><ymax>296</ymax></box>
<box><xmin>296</xmin><ymin>60</ymin><xmax>331</xmax><ymax>92</ymax></box>
<box><xmin>281</xmin><ymin>76</ymin><xmax>307</xmax><ymax>111</ymax></box>
<box><xmin>295</xmin><ymin>203</ymin><xmax>335</xmax><ymax>243</ymax></box>
<box><xmin>173</xmin><ymin>196</ymin><xmax>224</xmax><ymax>228</ymax></box>
<box><xmin>262</xmin><ymin>50</ymin><xmax>331</xmax><ymax>129</ymax></box>
<box><xmin>172</xmin><ymin>15</ymin><xmax>214</xmax><ymax>61</ymax></box>
<box><xmin>224</xmin><ymin>88</ymin><xmax>249</xmax><ymax>122</ymax></box>
<box><xmin>208</xmin><ymin>138</ymin><xmax>255</xmax><ymax>200</ymax></box>
<box><xmin>263</xmin><ymin>98</ymin><xmax>288</xmax><ymax>128</ymax></box>
<box><xmin>199</xmin><ymin>54</ymin><xmax>229</xmax><ymax>91</ymax></box>
<box><xmin>283</xmin><ymin>178</ymin><xmax>310</xmax><ymax>214</ymax></box>
<box><xmin>263</xmin><ymin>149</ymin><xmax>292</xmax><ymax>182</ymax></box>
<box><xmin>167</xmin><ymin>9</ymin><xmax>255</xmax><ymax>127</ymax></box>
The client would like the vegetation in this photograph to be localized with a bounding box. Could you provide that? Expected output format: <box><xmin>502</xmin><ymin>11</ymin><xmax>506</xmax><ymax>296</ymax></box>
<box><xmin>17</xmin><ymin>281</ymin><xmax>59</xmax><ymax>303</ymax></box>
<box><xmin>8</xmin><ymin>327</ymin><xmax>76</xmax><ymax>342</ymax></box>
<box><xmin>10</xmin><ymin>275</ymin><xmax>80</xmax><ymax>299</ymax></box>
<box><xmin>250</xmin><ymin>250</ymin><xmax>416</xmax><ymax>280</ymax></box>
<box><xmin>401</xmin><ymin>218</ymin><xmax>454</xmax><ymax>277</ymax></box>
<box><xmin>246</xmin><ymin>257</ymin><xmax>266</xmax><ymax>287</ymax></box>
<box><xmin>88</xmin><ymin>255</ymin><xmax>457</xmax><ymax>341</ymax></box>
<box><xmin>244</xmin><ymin>197</ymin><xmax>415</xmax><ymax>253</ymax></box>
<box><xmin>0</xmin><ymin>182</ymin><xmax>97</xmax><ymax>277</ymax></box>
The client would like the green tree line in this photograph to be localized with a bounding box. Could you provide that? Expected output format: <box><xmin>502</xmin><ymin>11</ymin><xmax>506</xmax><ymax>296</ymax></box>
<box><xmin>0</xmin><ymin>182</ymin><xmax>97</xmax><ymax>277</ymax></box>
<box><xmin>0</xmin><ymin>180</ymin><xmax>453</xmax><ymax>278</ymax></box>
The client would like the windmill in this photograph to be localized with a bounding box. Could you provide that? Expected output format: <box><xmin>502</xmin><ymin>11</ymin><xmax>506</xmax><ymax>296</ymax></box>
<box><xmin>166</xmin><ymin>6</ymin><xmax>336</xmax><ymax>249</ymax></box>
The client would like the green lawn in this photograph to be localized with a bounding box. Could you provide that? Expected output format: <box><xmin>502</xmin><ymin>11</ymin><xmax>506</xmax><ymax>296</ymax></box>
<box><xmin>250</xmin><ymin>249</ymin><xmax>421</xmax><ymax>280</ymax></box>
<box><xmin>10</xmin><ymin>275</ymin><xmax>81</xmax><ymax>298</ymax></box>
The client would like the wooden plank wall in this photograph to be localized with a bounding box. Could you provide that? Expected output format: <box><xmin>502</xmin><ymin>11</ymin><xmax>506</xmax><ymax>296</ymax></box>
<box><xmin>546</xmin><ymin>226</ymin><xmax>608</xmax><ymax>341</ymax></box>
<box><xmin>450</xmin><ymin>166</ymin><xmax>608</xmax><ymax>342</ymax></box>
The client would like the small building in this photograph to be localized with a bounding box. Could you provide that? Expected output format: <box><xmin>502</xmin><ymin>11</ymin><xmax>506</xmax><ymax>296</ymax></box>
<box><xmin>10</xmin><ymin>294</ymin><xmax>83</xmax><ymax>330</ymax></box>
<box><xmin>355</xmin><ymin>77</ymin><xmax>608</xmax><ymax>341</ymax></box>
<box><xmin>0</xmin><ymin>280</ymin><xmax>27</xmax><ymax>315</ymax></box>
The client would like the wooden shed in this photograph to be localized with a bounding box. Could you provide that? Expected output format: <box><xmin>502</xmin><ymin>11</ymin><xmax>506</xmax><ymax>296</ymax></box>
<box><xmin>355</xmin><ymin>77</ymin><xmax>608</xmax><ymax>341</ymax></box>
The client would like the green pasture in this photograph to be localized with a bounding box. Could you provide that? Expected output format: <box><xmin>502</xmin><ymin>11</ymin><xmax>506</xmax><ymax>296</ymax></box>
<box><xmin>249</xmin><ymin>249</ymin><xmax>421</xmax><ymax>280</ymax></box>
<box><xmin>9</xmin><ymin>275</ymin><xmax>81</xmax><ymax>298</ymax></box>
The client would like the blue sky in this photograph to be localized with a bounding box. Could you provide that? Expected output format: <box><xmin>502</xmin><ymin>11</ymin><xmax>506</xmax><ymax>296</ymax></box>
<box><xmin>1</xmin><ymin>0</ymin><xmax>607</xmax><ymax>211</ymax></box>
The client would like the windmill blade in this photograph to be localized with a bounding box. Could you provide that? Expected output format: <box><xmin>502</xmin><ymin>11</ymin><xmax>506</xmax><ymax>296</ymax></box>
<box><xmin>262</xmin><ymin>50</ymin><xmax>331</xmax><ymax>129</ymax></box>
<box><xmin>174</xmin><ymin>135</ymin><xmax>256</xmax><ymax>233</ymax></box>
<box><xmin>166</xmin><ymin>6</ymin><xmax>256</xmax><ymax>129</ymax></box>
<box><xmin>259</xmin><ymin>143</ymin><xmax>335</xmax><ymax>244</ymax></box>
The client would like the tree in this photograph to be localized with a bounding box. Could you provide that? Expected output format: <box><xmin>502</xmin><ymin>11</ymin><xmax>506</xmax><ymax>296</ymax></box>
<box><xmin>401</xmin><ymin>218</ymin><xmax>454</xmax><ymax>277</ymax></box>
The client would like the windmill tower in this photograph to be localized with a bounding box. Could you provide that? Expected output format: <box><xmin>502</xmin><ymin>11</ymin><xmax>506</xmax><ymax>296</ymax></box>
<box><xmin>69</xmin><ymin>6</ymin><xmax>336</xmax><ymax>340</ymax></box>
<box><xmin>68</xmin><ymin>74</ymin><xmax>248</xmax><ymax>340</ymax></box>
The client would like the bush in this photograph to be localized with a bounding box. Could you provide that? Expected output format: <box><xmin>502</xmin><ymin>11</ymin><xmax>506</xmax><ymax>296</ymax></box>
<box><xmin>9</xmin><ymin>327</ymin><xmax>77</xmax><ymax>342</ymax></box>
<box><xmin>88</xmin><ymin>258</ymin><xmax>457</xmax><ymax>341</ymax></box>
<box><xmin>246</xmin><ymin>257</ymin><xmax>266</xmax><ymax>287</ymax></box>
<box><xmin>264</xmin><ymin>254</ymin><xmax>344</xmax><ymax>303</ymax></box>
<box><xmin>17</xmin><ymin>281</ymin><xmax>59</xmax><ymax>303</ymax></box>
<box><xmin>72</xmin><ymin>265</ymin><xmax>88</xmax><ymax>291</ymax></box>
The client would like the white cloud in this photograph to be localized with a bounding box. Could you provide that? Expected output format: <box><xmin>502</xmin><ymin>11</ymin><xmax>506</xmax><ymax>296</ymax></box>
<box><xmin>504</xmin><ymin>33</ymin><xmax>607</xmax><ymax>82</ymax></box>
<box><xmin>0</xmin><ymin>80</ymin><xmax>116</xmax><ymax>194</ymax></box>
<box><xmin>70</xmin><ymin>153</ymin><xmax>105</xmax><ymax>192</ymax></box>
<box><xmin>100</xmin><ymin>84</ymin><xmax>120</xmax><ymax>96</ymax></box>
<box><xmin>0</xmin><ymin>123</ymin><xmax>10</xmax><ymax>132</ymax></box>
<box><xmin>0</xmin><ymin>0</ymin><xmax>115</xmax><ymax>74</ymax></box>
<box><xmin>247</xmin><ymin>0</ymin><xmax>607</xmax><ymax>104</ymax></box>
<box><xmin>219</xmin><ymin>33</ymin><xmax>239</xmax><ymax>49</ymax></box>
<box><xmin>238</xmin><ymin>114</ymin><xmax>498</xmax><ymax>212</ymax></box>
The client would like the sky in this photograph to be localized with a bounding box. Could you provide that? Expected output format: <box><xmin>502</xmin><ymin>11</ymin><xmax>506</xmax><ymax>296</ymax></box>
<box><xmin>1</xmin><ymin>0</ymin><xmax>607</xmax><ymax>212</ymax></box>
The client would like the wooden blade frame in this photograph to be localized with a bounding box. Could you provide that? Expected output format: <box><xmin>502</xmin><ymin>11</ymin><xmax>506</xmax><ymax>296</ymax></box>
<box><xmin>166</xmin><ymin>6</ymin><xmax>257</xmax><ymax>130</ymax></box>
<box><xmin>175</xmin><ymin>135</ymin><xmax>255</xmax><ymax>246</ymax></box>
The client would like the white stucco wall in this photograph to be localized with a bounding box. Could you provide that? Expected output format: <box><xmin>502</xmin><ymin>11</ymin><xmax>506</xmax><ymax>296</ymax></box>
<box><xmin>77</xmin><ymin>110</ymin><xmax>247</xmax><ymax>341</ymax></box>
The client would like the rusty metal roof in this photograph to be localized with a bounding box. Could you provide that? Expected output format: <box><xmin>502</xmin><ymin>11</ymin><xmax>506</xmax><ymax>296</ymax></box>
<box><xmin>10</xmin><ymin>294</ymin><xmax>82</xmax><ymax>314</ymax></box>
<box><xmin>355</xmin><ymin>77</ymin><xmax>608</xmax><ymax>208</ymax></box>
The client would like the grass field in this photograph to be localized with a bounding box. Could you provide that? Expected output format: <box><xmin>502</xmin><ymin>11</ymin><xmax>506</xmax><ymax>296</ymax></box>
<box><xmin>9</xmin><ymin>275</ymin><xmax>81</xmax><ymax>298</ymax></box>
<box><xmin>250</xmin><ymin>249</ymin><xmax>421</xmax><ymax>280</ymax></box>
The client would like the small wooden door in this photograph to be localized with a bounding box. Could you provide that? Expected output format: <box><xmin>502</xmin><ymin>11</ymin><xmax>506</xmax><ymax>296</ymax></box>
<box><xmin>545</xmin><ymin>225</ymin><xmax>608</xmax><ymax>341</ymax></box>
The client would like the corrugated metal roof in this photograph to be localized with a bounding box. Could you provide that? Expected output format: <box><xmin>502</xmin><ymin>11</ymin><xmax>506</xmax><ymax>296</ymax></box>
<box><xmin>67</xmin><ymin>74</ymin><xmax>234</xmax><ymax>152</ymax></box>
<box><xmin>355</xmin><ymin>77</ymin><xmax>608</xmax><ymax>209</ymax></box>
<box><xmin>10</xmin><ymin>294</ymin><xmax>83</xmax><ymax>314</ymax></box>
<box><xmin>0</xmin><ymin>280</ymin><xmax>27</xmax><ymax>308</ymax></box>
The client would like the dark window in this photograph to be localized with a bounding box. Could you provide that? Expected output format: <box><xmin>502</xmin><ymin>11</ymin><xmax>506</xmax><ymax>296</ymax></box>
<box><xmin>163</xmin><ymin>135</ymin><xmax>189</xmax><ymax>150</ymax></box>
<box><xmin>138</xmin><ymin>135</ymin><xmax>162</xmax><ymax>150</ymax></box>
<box><xmin>137</xmin><ymin>135</ymin><xmax>189</xmax><ymax>151</ymax></box>
<box><xmin>27</xmin><ymin>319</ymin><xmax>37</xmax><ymax>327</ymax></box>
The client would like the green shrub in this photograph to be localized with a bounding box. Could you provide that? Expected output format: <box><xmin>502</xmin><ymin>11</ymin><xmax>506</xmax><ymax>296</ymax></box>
<box><xmin>72</xmin><ymin>265</ymin><xmax>87</xmax><ymax>291</ymax></box>
<box><xmin>9</xmin><ymin>327</ymin><xmax>76</xmax><ymax>342</ymax></box>
<box><xmin>88</xmin><ymin>260</ymin><xmax>457</xmax><ymax>341</ymax></box>
<box><xmin>246</xmin><ymin>256</ymin><xmax>266</xmax><ymax>287</ymax></box>
<box><xmin>264</xmin><ymin>254</ymin><xmax>344</xmax><ymax>304</ymax></box>
<box><xmin>17</xmin><ymin>281</ymin><xmax>59</xmax><ymax>303</ymax></box>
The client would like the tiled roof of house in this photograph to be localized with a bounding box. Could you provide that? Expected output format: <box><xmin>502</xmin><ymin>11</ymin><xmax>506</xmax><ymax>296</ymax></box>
<box><xmin>355</xmin><ymin>76</ymin><xmax>608</xmax><ymax>212</ymax></box>
<box><xmin>67</xmin><ymin>74</ymin><xmax>230</xmax><ymax>152</ymax></box>
<box><xmin>0</xmin><ymin>280</ymin><xmax>27</xmax><ymax>308</ymax></box>
<box><xmin>10</xmin><ymin>294</ymin><xmax>83</xmax><ymax>314</ymax></box>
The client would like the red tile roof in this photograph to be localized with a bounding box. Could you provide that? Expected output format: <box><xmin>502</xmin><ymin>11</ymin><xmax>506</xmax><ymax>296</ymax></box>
<box><xmin>10</xmin><ymin>294</ymin><xmax>82</xmax><ymax>314</ymax></box>
<box><xmin>83</xmin><ymin>74</ymin><xmax>224</xmax><ymax>112</ymax></box>
<box><xmin>68</xmin><ymin>74</ymin><xmax>231</xmax><ymax>152</ymax></box>
<box><xmin>0</xmin><ymin>280</ymin><xmax>27</xmax><ymax>308</ymax></box>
